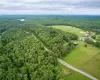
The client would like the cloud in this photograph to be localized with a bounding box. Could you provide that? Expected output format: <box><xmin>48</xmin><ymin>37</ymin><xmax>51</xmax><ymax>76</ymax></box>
<box><xmin>74</xmin><ymin>0</ymin><xmax>100</xmax><ymax>9</ymax></box>
<box><xmin>0</xmin><ymin>0</ymin><xmax>100</xmax><ymax>14</ymax></box>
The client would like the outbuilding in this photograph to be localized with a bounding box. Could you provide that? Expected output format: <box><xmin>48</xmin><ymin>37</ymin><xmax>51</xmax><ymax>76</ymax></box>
<box><xmin>74</xmin><ymin>42</ymin><xmax>78</xmax><ymax>46</ymax></box>
<box><xmin>78</xmin><ymin>37</ymin><xmax>85</xmax><ymax>41</ymax></box>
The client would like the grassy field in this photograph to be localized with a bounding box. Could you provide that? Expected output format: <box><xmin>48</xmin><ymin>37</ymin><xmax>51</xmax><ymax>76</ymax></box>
<box><xmin>0</xmin><ymin>41</ymin><xmax>1</xmax><ymax>47</ymax></box>
<box><xmin>63</xmin><ymin>41</ymin><xmax>100</xmax><ymax>68</ymax></box>
<box><xmin>96</xmin><ymin>34</ymin><xmax>100</xmax><ymax>41</ymax></box>
<box><xmin>62</xmin><ymin>41</ymin><xmax>100</xmax><ymax>79</ymax></box>
<box><xmin>52</xmin><ymin>25</ymin><xmax>85</xmax><ymax>37</ymax></box>
<box><xmin>82</xmin><ymin>53</ymin><xmax>100</xmax><ymax>79</ymax></box>
<box><xmin>53</xmin><ymin>25</ymin><xmax>100</xmax><ymax>79</ymax></box>
<box><xmin>58</xmin><ymin>63</ymin><xmax>91</xmax><ymax>80</ymax></box>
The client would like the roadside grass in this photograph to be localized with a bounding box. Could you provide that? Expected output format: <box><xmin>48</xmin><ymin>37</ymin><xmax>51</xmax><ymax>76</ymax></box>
<box><xmin>0</xmin><ymin>36</ymin><xmax>2</xmax><ymax>48</ymax></box>
<box><xmin>53</xmin><ymin>25</ymin><xmax>100</xmax><ymax>79</ymax></box>
<box><xmin>63</xmin><ymin>41</ymin><xmax>100</xmax><ymax>68</ymax></box>
<box><xmin>58</xmin><ymin>63</ymin><xmax>91</xmax><ymax>80</ymax></box>
<box><xmin>63</xmin><ymin>41</ymin><xmax>100</xmax><ymax>79</ymax></box>
<box><xmin>82</xmin><ymin>53</ymin><xmax>100</xmax><ymax>79</ymax></box>
<box><xmin>96</xmin><ymin>34</ymin><xmax>100</xmax><ymax>41</ymax></box>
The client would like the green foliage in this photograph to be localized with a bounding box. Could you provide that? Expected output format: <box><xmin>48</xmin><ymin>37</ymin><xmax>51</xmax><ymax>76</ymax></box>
<box><xmin>0</xmin><ymin>15</ymin><xmax>99</xmax><ymax>80</ymax></box>
<box><xmin>95</xmin><ymin>41</ymin><xmax>100</xmax><ymax>48</ymax></box>
<box><xmin>91</xmin><ymin>35</ymin><xmax>96</xmax><ymax>39</ymax></box>
<box><xmin>0</xmin><ymin>17</ymin><xmax>76</xmax><ymax>80</ymax></box>
<box><xmin>85</xmin><ymin>38</ymin><xmax>94</xmax><ymax>45</ymax></box>
<box><xmin>85</xmin><ymin>38</ymin><xmax>100</xmax><ymax>48</ymax></box>
<box><xmin>84</xmin><ymin>44</ymin><xmax>87</xmax><ymax>47</ymax></box>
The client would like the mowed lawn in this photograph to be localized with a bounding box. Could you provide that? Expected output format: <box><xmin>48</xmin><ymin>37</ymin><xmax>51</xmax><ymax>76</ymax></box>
<box><xmin>58</xmin><ymin>63</ymin><xmax>91</xmax><ymax>80</ymax></box>
<box><xmin>63</xmin><ymin>41</ymin><xmax>100</xmax><ymax>68</ymax></box>
<box><xmin>53</xmin><ymin>25</ymin><xmax>100</xmax><ymax>79</ymax></box>
<box><xmin>52</xmin><ymin>25</ymin><xmax>85</xmax><ymax>37</ymax></box>
<box><xmin>82</xmin><ymin>53</ymin><xmax>100</xmax><ymax>79</ymax></box>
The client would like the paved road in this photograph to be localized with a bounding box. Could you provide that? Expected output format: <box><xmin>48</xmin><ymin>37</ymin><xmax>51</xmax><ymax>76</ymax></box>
<box><xmin>58</xmin><ymin>58</ymin><xmax>98</xmax><ymax>80</ymax></box>
<box><xmin>44</xmin><ymin>44</ymin><xmax>98</xmax><ymax>80</ymax></box>
<box><xmin>33</xmin><ymin>33</ymin><xmax>98</xmax><ymax>80</ymax></box>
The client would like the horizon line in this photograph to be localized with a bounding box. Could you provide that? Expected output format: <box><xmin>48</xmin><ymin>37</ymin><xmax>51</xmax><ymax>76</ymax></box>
<box><xmin>0</xmin><ymin>14</ymin><xmax>100</xmax><ymax>16</ymax></box>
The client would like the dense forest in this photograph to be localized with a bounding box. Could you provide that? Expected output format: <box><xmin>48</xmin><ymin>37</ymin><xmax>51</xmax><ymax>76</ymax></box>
<box><xmin>0</xmin><ymin>15</ymin><xmax>100</xmax><ymax>80</ymax></box>
<box><xmin>0</xmin><ymin>15</ymin><xmax>100</xmax><ymax>34</ymax></box>
<box><xmin>0</xmin><ymin>16</ymin><xmax>78</xmax><ymax>80</ymax></box>
<box><xmin>21</xmin><ymin>15</ymin><xmax>100</xmax><ymax>33</ymax></box>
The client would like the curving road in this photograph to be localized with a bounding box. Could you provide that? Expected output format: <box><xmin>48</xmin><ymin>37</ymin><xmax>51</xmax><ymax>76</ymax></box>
<box><xmin>58</xmin><ymin>58</ymin><xmax>98</xmax><ymax>80</ymax></box>
<box><xmin>33</xmin><ymin>33</ymin><xmax>98</xmax><ymax>80</ymax></box>
<box><xmin>44</xmin><ymin>44</ymin><xmax>98</xmax><ymax>80</ymax></box>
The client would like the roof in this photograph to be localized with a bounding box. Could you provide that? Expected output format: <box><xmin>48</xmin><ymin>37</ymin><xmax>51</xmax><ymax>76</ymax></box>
<box><xmin>74</xmin><ymin>42</ymin><xmax>78</xmax><ymax>44</ymax></box>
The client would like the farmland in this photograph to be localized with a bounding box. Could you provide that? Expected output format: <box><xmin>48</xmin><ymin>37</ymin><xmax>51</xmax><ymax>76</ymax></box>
<box><xmin>52</xmin><ymin>25</ymin><xmax>85</xmax><ymax>37</ymax></box>
<box><xmin>0</xmin><ymin>15</ymin><xmax>100</xmax><ymax>80</ymax></box>
<box><xmin>53</xmin><ymin>25</ymin><xmax>100</xmax><ymax>79</ymax></box>
<box><xmin>58</xmin><ymin>63</ymin><xmax>91</xmax><ymax>80</ymax></box>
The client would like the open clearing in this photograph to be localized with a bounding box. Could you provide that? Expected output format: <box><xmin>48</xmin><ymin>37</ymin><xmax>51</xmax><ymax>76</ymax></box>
<box><xmin>62</xmin><ymin>41</ymin><xmax>100</xmax><ymax>79</ymax></box>
<box><xmin>58</xmin><ymin>63</ymin><xmax>91</xmax><ymax>80</ymax></box>
<box><xmin>52</xmin><ymin>25</ymin><xmax>85</xmax><ymax>37</ymax></box>
<box><xmin>52</xmin><ymin>25</ymin><xmax>100</xmax><ymax>79</ymax></box>
<box><xmin>82</xmin><ymin>53</ymin><xmax>100</xmax><ymax>79</ymax></box>
<box><xmin>0</xmin><ymin>36</ymin><xmax>2</xmax><ymax>48</ymax></box>
<box><xmin>63</xmin><ymin>41</ymin><xmax>100</xmax><ymax>68</ymax></box>
<box><xmin>58</xmin><ymin>59</ymin><xmax>97</xmax><ymax>80</ymax></box>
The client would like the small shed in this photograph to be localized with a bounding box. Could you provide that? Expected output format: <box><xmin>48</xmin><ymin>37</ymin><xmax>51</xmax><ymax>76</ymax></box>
<box><xmin>74</xmin><ymin>42</ymin><xmax>78</xmax><ymax>46</ymax></box>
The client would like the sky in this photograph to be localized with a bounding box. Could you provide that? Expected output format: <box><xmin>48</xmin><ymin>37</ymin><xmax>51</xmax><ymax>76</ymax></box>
<box><xmin>0</xmin><ymin>0</ymin><xmax>100</xmax><ymax>15</ymax></box>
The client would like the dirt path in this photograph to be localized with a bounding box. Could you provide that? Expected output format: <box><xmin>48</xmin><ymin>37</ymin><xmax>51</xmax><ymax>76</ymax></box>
<box><xmin>58</xmin><ymin>58</ymin><xmax>98</xmax><ymax>80</ymax></box>
<box><xmin>31</xmin><ymin>32</ymin><xmax>98</xmax><ymax>80</ymax></box>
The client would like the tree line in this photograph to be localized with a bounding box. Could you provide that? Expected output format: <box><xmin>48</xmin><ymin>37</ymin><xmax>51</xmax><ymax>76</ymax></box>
<box><xmin>0</xmin><ymin>17</ymin><xmax>78</xmax><ymax>80</ymax></box>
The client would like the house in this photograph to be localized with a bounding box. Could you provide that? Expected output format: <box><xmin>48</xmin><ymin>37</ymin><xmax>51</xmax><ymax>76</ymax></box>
<box><xmin>84</xmin><ymin>32</ymin><xmax>91</xmax><ymax>37</ymax></box>
<box><xmin>78</xmin><ymin>37</ymin><xmax>85</xmax><ymax>41</ymax></box>
<box><xmin>85</xmin><ymin>33</ymin><xmax>90</xmax><ymax>37</ymax></box>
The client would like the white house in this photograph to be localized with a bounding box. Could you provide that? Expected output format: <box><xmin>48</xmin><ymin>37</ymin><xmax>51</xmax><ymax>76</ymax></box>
<box><xmin>78</xmin><ymin>37</ymin><xmax>85</xmax><ymax>41</ymax></box>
